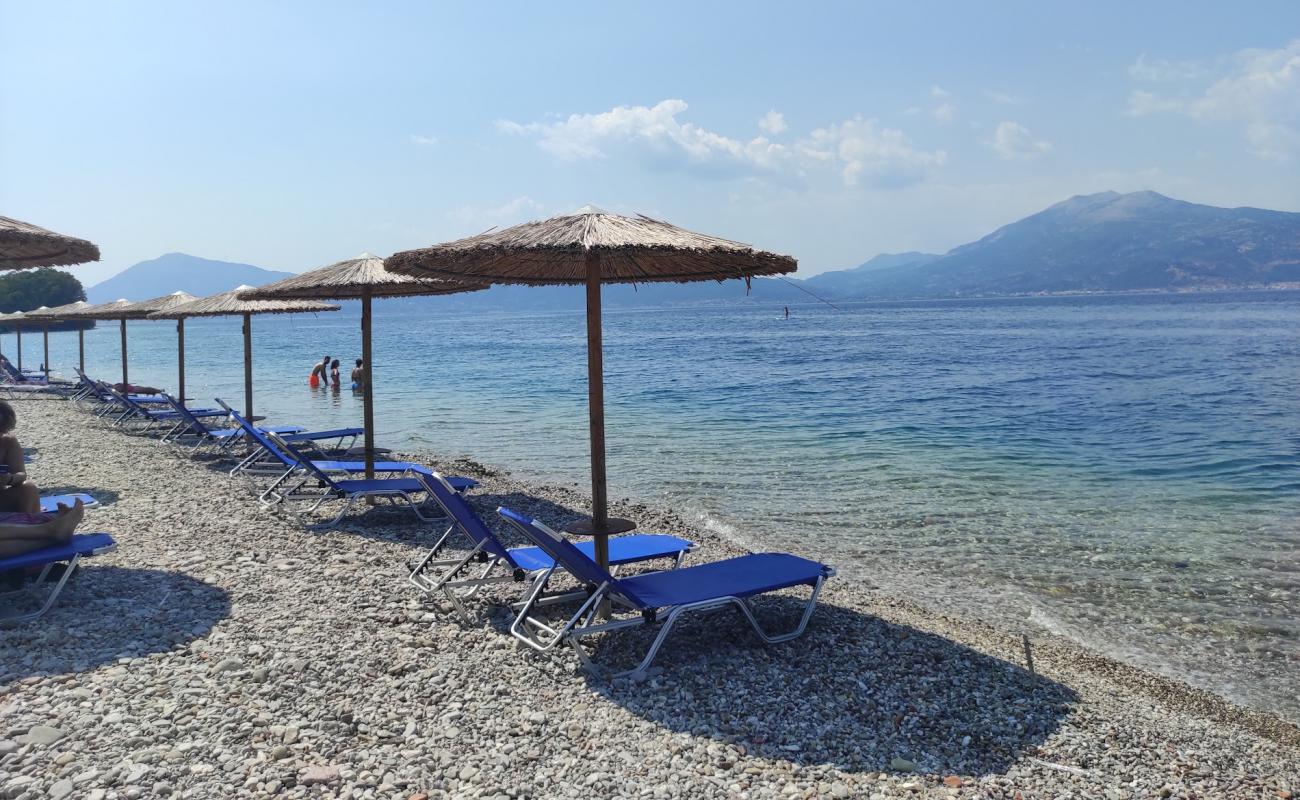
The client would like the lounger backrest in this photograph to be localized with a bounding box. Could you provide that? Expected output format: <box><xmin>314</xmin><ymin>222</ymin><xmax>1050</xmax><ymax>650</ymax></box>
<box><xmin>162</xmin><ymin>393</ymin><xmax>211</xmax><ymax>434</ymax></box>
<box><xmin>263</xmin><ymin>431</ymin><xmax>342</xmax><ymax>489</ymax></box>
<box><xmin>496</xmin><ymin>507</ymin><xmax>620</xmax><ymax>590</ymax></box>
<box><xmin>218</xmin><ymin>402</ymin><xmax>295</xmax><ymax>468</ymax></box>
<box><xmin>0</xmin><ymin>355</ymin><xmax>21</xmax><ymax>380</ymax></box>
<box><xmin>417</xmin><ymin>473</ymin><xmax>514</xmax><ymax>564</ymax></box>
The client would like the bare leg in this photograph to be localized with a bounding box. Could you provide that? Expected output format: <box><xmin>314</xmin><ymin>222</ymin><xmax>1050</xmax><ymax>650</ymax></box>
<box><xmin>0</xmin><ymin>501</ymin><xmax>84</xmax><ymax>558</ymax></box>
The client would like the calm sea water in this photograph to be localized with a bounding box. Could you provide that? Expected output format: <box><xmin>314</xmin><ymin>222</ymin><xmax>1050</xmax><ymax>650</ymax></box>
<box><xmin>13</xmin><ymin>290</ymin><xmax>1299</xmax><ymax>721</ymax></box>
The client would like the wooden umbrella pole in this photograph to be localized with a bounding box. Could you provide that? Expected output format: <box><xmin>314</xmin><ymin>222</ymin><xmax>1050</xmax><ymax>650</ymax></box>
<box><xmin>42</xmin><ymin>325</ymin><xmax>50</xmax><ymax>379</ymax></box>
<box><xmin>176</xmin><ymin>318</ymin><xmax>186</xmax><ymax>404</ymax></box>
<box><xmin>361</xmin><ymin>287</ymin><xmax>376</xmax><ymax>483</ymax></box>
<box><xmin>78</xmin><ymin>328</ymin><xmax>84</xmax><ymax>373</ymax></box>
<box><xmin>242</xmin><ymin>312</ymin><xmax>253</xmax><ymax>419</ymax></box>
<box><xmin>585</xmin><ymin>251</ymin><xmax>610</xmax><ymax>571</ymax></box>
<box><xmin>119</xmin><ymin>317</ymin><xmax>129</xmax><ymax>387</ymax></box>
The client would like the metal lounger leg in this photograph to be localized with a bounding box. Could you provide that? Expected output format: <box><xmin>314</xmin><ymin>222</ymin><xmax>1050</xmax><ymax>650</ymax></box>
<box><xmin>0</xmin><ymin>554</ymin><xmax>82</xmax><ymax>625</ymax></box>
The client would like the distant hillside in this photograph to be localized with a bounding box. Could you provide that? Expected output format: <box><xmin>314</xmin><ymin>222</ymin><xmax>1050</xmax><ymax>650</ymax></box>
<box><xmin>850</xmin><ymin>191</ymin><xmax>1300</xmax><ymax>298</ymax></box>
<box><xmin>87</xmin><ymin>253</ymin><xmax>293</xmax><ymax>302</ymax></box>
<box><xmin>804</xmin><ymin>251</ymin><xmax>940</xmax><ymax>295</ymax></box>
<box><xmin>96</xmin><ymin>193</ymin><xmax>1300</xmax><ymax>308</ymax></box>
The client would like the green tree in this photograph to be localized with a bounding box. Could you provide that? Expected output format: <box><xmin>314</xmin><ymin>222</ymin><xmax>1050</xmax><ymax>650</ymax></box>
<box><xmin>0</xmin><ymin>268</ymin><xmax>86</xmax><ymax>313</ymax></box>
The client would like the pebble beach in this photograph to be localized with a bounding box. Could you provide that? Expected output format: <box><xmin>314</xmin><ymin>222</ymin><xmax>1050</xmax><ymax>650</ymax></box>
<box><xmin>1</xmin><ymin>398</ymin><xmax>1297</xmax><ymax>800</ymax></box>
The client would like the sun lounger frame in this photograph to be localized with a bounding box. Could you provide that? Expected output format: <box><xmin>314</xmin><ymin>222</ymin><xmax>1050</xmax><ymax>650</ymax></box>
<box><xmin>406</xmin><ymin>472</ymin><xmax>693</xmax><ymax>623</ymax></box>
<box><xmin>497</xmin><ymin>507</ymin><xmax>833</xmax><ymax>679</ymax></box>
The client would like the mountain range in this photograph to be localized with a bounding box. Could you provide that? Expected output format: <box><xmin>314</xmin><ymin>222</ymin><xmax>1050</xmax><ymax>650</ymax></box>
<box><xmin>88</xmin><ymin>191</ymin><xmax>1300</xmax><ymax>308</ymax></box>
<box><xmin>85</xmin><ymin>253</ymin><xmax>292</xmax><ymax>303</ymax></box>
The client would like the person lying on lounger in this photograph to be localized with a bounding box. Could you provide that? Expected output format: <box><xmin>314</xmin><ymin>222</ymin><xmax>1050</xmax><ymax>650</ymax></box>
<box><xmin>112</xmin><ymin>382</ymin><xmax>163</xmax><ymax>395</ymax></box>
<box><xmin>0</xmin><ymin>400</ymin><xmax>39</xmax><ymax>514</ymax></box>
<box><xmin>0</xmin><ymin>500</ymin><xmax>84</xmax><ymax>558</ymax></box>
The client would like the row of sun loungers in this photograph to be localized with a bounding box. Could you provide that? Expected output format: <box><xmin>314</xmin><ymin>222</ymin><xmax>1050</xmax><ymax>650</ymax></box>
<box><xmin>6</xmin><ymin>368</ymin><xmax>835</xmax><ymax>677</ymax></box>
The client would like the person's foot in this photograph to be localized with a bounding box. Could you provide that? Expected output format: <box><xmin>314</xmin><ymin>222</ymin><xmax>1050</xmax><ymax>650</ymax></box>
<box><xmin>48</xmin><ymin>499</ymin><xmax>84</xmax><ymax>544</ymax></box>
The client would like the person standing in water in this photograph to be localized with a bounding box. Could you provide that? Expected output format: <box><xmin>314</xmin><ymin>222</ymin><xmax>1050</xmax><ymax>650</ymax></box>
<box><xmin>309</xmin><ymin>354</ymin><xmax>331</xmax><ymax>387</ymax></box>
<box><xmin>350</xmin><ymin>358</ymin><xmax>365</xmax><ymax>392</ymax></box>
<box><xmin>784</xmin><ymin>306</ymin><xmax>790</xmax><ymax>319</ymax></box>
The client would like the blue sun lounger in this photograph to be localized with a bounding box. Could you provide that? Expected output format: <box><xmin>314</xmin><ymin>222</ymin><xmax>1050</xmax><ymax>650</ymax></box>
<box><xmin>99</xmin><ymin>384</ymin><xmax>223</xmax><ymax>433</ymax></box>
<box><xmin>0</xmin><ymin>533</ymin><xmax>117</xmax><ymax>624</ymax></box>
<box><xmin>39</xmin><ymin>494</ymin><xmax>98</xmax><ymax>513</ymax></box>
<box><xmin>209</xmin><ymin>399</ymin><xmax>362</xmax><ymax>470</ymax></box>
<box><xmin>158</xmin><ymin>394</ymin><xmax>308</xmax><ymax>453</ymax></box>
<box><xmin>256</xmin><ymin>430</ymin><xmax>477</xmax><ymax>526</ymax></box>
<box><xmin>220</xmin><ymin>404</ymin><xmax>472</xmax><ymax>493</ymax></box>
<box><xmin>496</xmin><ymin>507</ymin><xmax>834</xmax><ymax>678</ymax></box>
<box><xmin>407</xmin><ymin>471</ymin><xmax>693</xmax><ymax>621</ymax></box>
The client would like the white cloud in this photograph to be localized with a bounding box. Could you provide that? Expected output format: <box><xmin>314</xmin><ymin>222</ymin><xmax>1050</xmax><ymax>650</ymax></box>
<box><xmin>758</xmin><ymin>110</ymin><xmax>788</xmax><ymax>135</ymax></box>
<box><xmin>930</xmin><ymin>85</ymin><xmax>950</xmax><ymax>99</ymax></box>
<box><xmin>989</xmin><ymin>121</ymin><xmax>1051</xmax><ymax>160</ymax></box>
<box><xmin>448</xmin><ymin>196</ymin><xmax>543</xmax><ymax>229</ymax></box>
<box><xmin>409</xmin><ymin>134</ymin><xmax>439</xmax><ymax>146</ymax></box>
<box><xmin>498</xmin><ymin>99</ymin><xmax>947</xmax><ymax>189</ymax></box>
<box><xmin>1124</xmin><ymin>90</ymin><xmax>1184</xmax><ymax>116</ymax></box>
<box><xmin>799</xmin><ymin>117</ymin><xmax>948</xmax><ymax>187</ymax></box>
<box><xmin>984</xmin><ymin>89</ymin><xmax>1024</xmax><ymax>105</ymax></box>
<box><xmin>1128</xmin><ymin>53</ymin><xmax>1207</xmax><ymax>82</ymax></box>
<box><xmin>1126</xmin><ymin>39</ymin><xmax>1300</xmax><ymax>162</ymax></box>
<box><xmin>931</xmin><ymin>103</ymin><xmax>955</xmax><ymax>124</ymax></box>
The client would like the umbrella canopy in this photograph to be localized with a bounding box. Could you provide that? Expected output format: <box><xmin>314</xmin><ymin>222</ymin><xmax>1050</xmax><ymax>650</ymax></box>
<box><xmin>239</xmin><ymin>254</ymin><xmax>487</xmax><ymax>479</ymax></box>
<box><xmin>116</xmin><ymin>291</ymin><xmax>199</xmax><ymax>318</ymax></box>
<box><xmin>386</xmin><ymin>206</ymin><xmax>796</xmax><ymax>570</ymax></box>
<box><xmin>151</xmin><ymin>286</ymin><xmax>338</xmax><ymax>419</ymax></box>
<box><xmin>24</xmin><ymin>300</ymin><xmax>92</xmax><ymax>319</ymax></box>
<box><xmin>383</xmin><ymin>205</ymin><xmax>795</xmax><ymax>284</ymax></box>
<box><xmin>0</xmin><ymin>215</ymin><xmax>101</xmax><ymax>269</ymax></box>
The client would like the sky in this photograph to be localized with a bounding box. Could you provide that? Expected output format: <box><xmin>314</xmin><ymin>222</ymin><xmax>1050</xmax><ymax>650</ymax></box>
<box><xmin>3</xmin><ymin>1</ymin><xmax>1299</xmax><ymax>284</ymax></box>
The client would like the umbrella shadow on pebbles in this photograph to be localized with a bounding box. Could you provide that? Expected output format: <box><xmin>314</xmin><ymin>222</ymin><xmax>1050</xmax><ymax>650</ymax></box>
<box><xmin>40</xmin><ymin>485</ymin><xmax>122</xmax><ymax>508</ymax></box>
<box><xmin>0</xmin><ymin>566</ymin><xmax>229</xmax><ymax>681</ymax></box>
<box><xmin>585</xmin><ymin>597</ymin><xmax>1078</xmax><ymax>777</ymax></box>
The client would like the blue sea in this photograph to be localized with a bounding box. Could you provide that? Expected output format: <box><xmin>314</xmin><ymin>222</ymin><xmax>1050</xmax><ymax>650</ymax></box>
<box><xmin>13</xmin><ymin>290</ymin><xmax>1299</xmax><ymax>721</ymax></box>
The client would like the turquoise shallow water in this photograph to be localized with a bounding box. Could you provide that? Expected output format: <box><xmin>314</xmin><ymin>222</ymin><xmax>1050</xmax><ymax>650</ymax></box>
<box><xmin>11</xmin><ymin>290</ymin><xmax>1299</xmax><ymax>721</ymax></box>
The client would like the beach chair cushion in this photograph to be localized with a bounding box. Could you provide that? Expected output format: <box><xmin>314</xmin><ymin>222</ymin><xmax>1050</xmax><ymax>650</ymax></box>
<box><xmin>0</xmin><ymin>533</ymin><xmax>116</xmax><ymax>571</ymax></box>
<box><xmin>507</xmin><ymin>533</ymin><xmax>695</xmax><ymax>573</ymax></box>
<box><xmin>329</xmin><ymin>477</ymin><xmax>429</xmax><ymax>495</ymax></box>
<box><xmin>613</xmin><ymin>553</ymin><xmax>829</xmax><ymax>609</ymax></box>
<box><xmin>308</xmin><ymin>461</ymin><xmax>475</xmax><ymax>491</ymax></box>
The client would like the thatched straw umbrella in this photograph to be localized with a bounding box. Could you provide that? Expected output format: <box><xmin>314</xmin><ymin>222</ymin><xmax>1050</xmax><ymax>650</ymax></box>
<box><xmin>150</xmin><ymin>286</ymin><xmax>338</xmax><ymax>419</ymax></box>
<box><xmin>239</xmin><ymin>254</ymin><xmax>487</xmax><ymax>479</ymax></box>
<box><xmin>26</xmin><ymin>300</ymin><xmax>93</xmax><ymax>373</ymax></box>
<box><xmin>0</xmin><ymin>312</ymin><xmax>30</xmax><ymax>370</ymax></box>
<box><xmin>0</xmin><ymin>215</ymin><xmax>100</xmax><ymax>269</ymax></box>
<box><xmin>0</xmin><ymin>310</ymin><xmax>53</xmax><ymax>375</ymax></box>
<box><xmin>386</xmin><ymin>206</ymin><xmax>796</xmax><ymax>569</ymax></box>
<box><xmin>112</xmin><ymin>292</ymin><xmax>199</xmax><ymax>400</ymax></box>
